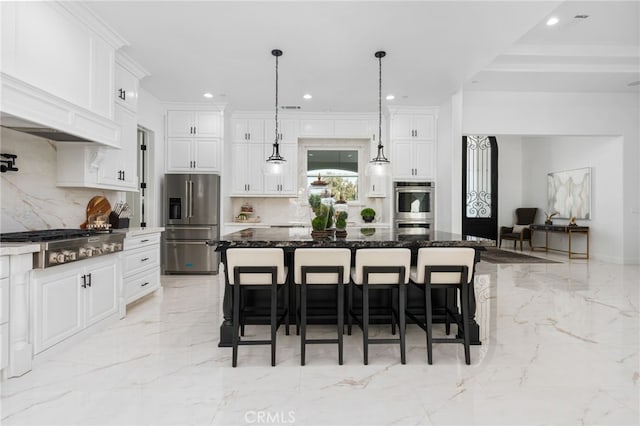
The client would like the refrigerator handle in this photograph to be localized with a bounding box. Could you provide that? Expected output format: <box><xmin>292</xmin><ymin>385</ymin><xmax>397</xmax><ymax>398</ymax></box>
<box><xmin>189</xmin><ymin>180</ymin><xmax>194</xmax><ymax>218</ymax></box>
<box><xmin>185</xmin><ymin>179</ymin><xmax>190</xmax><ymax>219</ymax></box>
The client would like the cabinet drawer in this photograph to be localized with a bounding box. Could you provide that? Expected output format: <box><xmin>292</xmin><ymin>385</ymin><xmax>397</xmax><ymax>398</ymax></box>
<box><xmin>0</xmin><ymin>278</ymin><xmax>8</xmax><ymax>324</ymax></box>
<box><xmin>123</xmin><ymin>246</ymin><xmax>159</xmax><ymax>276</ymax></box>
<box><xmin>0</xmin><ymin>323</ymin><xmax>8</xmax><ymax>370</ymax></box>
<box><xmin>0</xmin><ymin>257</ymin><xmax>9</xmax><ymax>279</ymax></box>
<box><xmin>124</xmin><ymin>233</ymin><xmax>161</xmax><ymax>250</ymax></box>
<box><xmin>124</xmin><ymin>268</ymin><xmax>160</xmax><ymax>300</ymax></box>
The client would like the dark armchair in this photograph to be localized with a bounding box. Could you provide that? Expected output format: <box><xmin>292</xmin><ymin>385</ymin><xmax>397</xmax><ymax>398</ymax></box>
<box><xmin>499</xmin><ymin>208</ymin><xmax>538</xmax><ymax>251</ymax></box>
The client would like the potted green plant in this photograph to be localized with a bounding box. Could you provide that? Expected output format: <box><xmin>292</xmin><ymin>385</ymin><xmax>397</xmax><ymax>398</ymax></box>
<box><xmin>360</xmin><ymin>207</ymin><xmax>376</xmax><ymax>223</ymax></box>
<box><xmin>335</xmin><ymin>211</ymin><xmax>348</xmax><ymax>230</ymax></box>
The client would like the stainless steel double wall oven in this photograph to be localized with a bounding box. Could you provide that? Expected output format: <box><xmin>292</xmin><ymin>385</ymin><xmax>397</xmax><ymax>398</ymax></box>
<box><xmin>394</xmin><ymin>181</ymin><xmax>434</xmax><ymax>234</ymax></box>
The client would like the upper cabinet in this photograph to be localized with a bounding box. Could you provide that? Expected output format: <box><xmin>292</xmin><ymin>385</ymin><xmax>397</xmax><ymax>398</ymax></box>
<box><xmin>114</xmin><ymin>61</ymin><xmax>139</xmax><ymax>113</ymax></box>
<box><xmin>166</xmin><ymin>109</ymin><xmax>223</xmax><ymax>173</ymax></box>
<box><xmin>168</xmin><ymin>111</ymin><xmax>221</xmax><ymax>138</ymax></box>
<box><xmin>389</xmin><ymin>108</ymin><xmax>438</xmax><ymax>181</ymax></box>
<box><xmin>0</xmin><ymin>2</ymin><xmax>127</xmax><ymax>147</ymax></box>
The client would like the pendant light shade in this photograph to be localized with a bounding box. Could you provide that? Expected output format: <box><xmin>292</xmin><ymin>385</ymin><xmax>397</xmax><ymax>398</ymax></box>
<box><xmin>370</xmin><ymin>50</ymin><xmax>390</xmax><ymax>167</ymax></box>
<box><xmin>266</xmin><ymin>49</ymin><xmax>286</xmax><ymax>171</ymax></box>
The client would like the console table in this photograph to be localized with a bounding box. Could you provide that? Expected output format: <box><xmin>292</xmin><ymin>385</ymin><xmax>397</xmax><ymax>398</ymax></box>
<box><xmin>530</xmin><ymin>224</ymin><xmax>589</xmax><ymax>259</ymax></box>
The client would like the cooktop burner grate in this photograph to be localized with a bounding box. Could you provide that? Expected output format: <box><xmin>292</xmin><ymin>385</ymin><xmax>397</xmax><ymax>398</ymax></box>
<box><xmin>0</xmin><ymin>228</ymin><xmax>97</xmax><ymax>243</ymax></box>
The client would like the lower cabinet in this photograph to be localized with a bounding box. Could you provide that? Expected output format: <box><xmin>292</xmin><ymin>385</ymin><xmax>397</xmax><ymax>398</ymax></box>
<box><xmin>32</xmin><ymin>256</ymin><xmax>119</xmax><ymax>355</ymax></box>
<box><xmin>122</xmin><ymin>232</ymin><xmax>161</xmax><ymax>306</ymax></box>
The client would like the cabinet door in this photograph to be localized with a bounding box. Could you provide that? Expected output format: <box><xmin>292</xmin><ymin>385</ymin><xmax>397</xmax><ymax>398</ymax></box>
<box><xmin>265</xmin><ymin>119</ymin><xmax>299</xmax><ymax>143</ymax></box>
<box><xmin>414</xmin><ymin>140</ymin><xmax>435</xmax><ymax>179</ymax></box>
<box><xmin>33</xmin><ymin>270</ymin><xmax>83</xmax><ymax>354</ymax></box>
<box><xmin>166</xmin><ymin>138</ymin><xmax>194</xmax><ymax>172</ymax></box>
<box><xmin>98</xmin><ymin>105</ymin><xmax>138</xmax><ymax>189</ymax></box>
<box><xmin>391</xmin><ymin>140</ymin><xmax>415</xmax><ymax>179</ymax></box>
<box><xmin>85</xmin><ymin>261</ymin><xmax>118</xmax><ymax>328</ymax></box>
<box><xmin>231</xmin><ymin>144</ymin><xmax>263</xmax><ymax>194</ymax></box>
<box><xmin>167</xmin><ymin>111</ymin><xmax>195</xmax><ymax>137</ymax></box>
<box><xmin>300</xmin><ymin>119</ymin><xmax>334</xmax><ymax>137</ymax></box>
<box><xmin>246</xmin><ymin>119</ymin><xmax>265</xmax><ymax>142</ymax></box>
<box><xmin>391</xmin><ymin>114</ymin><xmax>414</xmax><ymax>139</ymax></box>
<box><xmin>263</xmin><ymin>143</ymin><xmax>297</xmax><ymax>195</ymax></box>
<box><xmin>334</xmin><ymin>119</ymin><xmax>371</xmax><ymax>138</ymax></box>
<box><xmin>114</xmin><ymin>63</ymin><xmax>138</xmax><ymax>112</ymax></box>
<box><xmin>194</xmin><ymin>111</ymin><xmax>221</xmax><ymax>137</ymax></box>
<box><xmin>368</xmin><ymin>174</ymin><xmax>387</xmax><ymax>197</ymax></box>
<box><xmin>412</xmin><ymin>115</ymin><xmax>434</xmax><ymax>140</ymax></box>
<box><xmin>231</xmin><ymin>119</ymin><xmax>248</xmax><ymax>142</ymax></box>
<box><xmin>193</xmin><ymin>138</ymin><xmax>220</xmax><ymax>172</ymax></box>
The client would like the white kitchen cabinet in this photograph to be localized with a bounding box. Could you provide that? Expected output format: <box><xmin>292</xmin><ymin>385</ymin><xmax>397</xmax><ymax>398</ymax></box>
<box><xmin>231</xmin><ymin>118</ymin><xmax>265</xmax><ymax>143</ymax></box>
<box><xmin>32</xmin><ymin>256</ymin><xmax>119</xmax><ymax>355</ymax></box>
<box><xmin>391</xmin><ymin>113</ymin><xmax>434</xmax><ymax>140</ymax></box>
<box><xmin>96</xmin><ymin>104</ymin><xmax>138</xmax><ymax>190</ymax></box>
<box><xmin>166</xmin><ymin>138</ymin><xmax>220</xmax><ymax>173</ymax></box>
<box><xmin>334</xmin><ymin>119</ymin><xmax>372</xmax><ymax>138</ymax></box>
<box><xmin>230</xmin><ymin>144</ymin><xmax>264</xmax><ymax>195</ymax></box>
<box><xmin>122</xmin><ymin>232</ymin><xmax>161</xmax><ymax>307</ymax></box>
<box><xmin>166</xmin><ymin>110</ymin><xmax>222</xmax><ymax>173</ymax></box>
<box><xmin>114</xmin><ymin>61</ymin><xmax>138</xmax><ymax>113</ymax></box>
<box><xmin>390</xmin><ymin>109</ymin><xmax>437</xmax><ymax>180</ymax></box>
<box><xmin>0</xmin><ymin>258</ymin><xmax>9</xmax><ymax>372</ymax></box>
<box><xmin>1</xmin><ymin>1</ymin><xmax>119</xmax><ymax>119</ymax></box>
<box><xmin>300</xmin><ymin>119</ymin><xmax>334</xmax><ymax>137</ymax></box>
<box><xmin>263</xmin><ymin>143</ymin><xmax>298</xmax><ymax>196</ymax></box>
<box><xmin>167</xmin><ymin>111</ymin><xmax>221</xmax><ymax>138</ymax></box>
<box><xmin>265</xmin><ymin>119</ymin><xmax>300</xmax><ymax>143</ymax></box>
<box><xmin>391</xmin><ymin>139</ymin><xmax>435</xmax><ymax>180</ymax></box>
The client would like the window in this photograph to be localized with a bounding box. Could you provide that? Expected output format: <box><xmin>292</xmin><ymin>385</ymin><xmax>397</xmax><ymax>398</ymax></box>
<box><xmin>307</xmin><ymin>150</ymin><xmax>358</xmax><ymax>201</ymax></box>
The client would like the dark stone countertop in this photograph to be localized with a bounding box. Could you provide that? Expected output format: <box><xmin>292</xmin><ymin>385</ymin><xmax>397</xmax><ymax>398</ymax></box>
<box><xmin>212</xmin><ymin>227</ymin><xmax>494</xmax><ymax>250</ymax></box>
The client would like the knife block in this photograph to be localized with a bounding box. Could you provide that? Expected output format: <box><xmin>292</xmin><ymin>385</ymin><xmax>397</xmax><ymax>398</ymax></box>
<box><xmin>109</xmin><ymin>212</ymin><xmax>130</xmax><ymax>229</ymax></box>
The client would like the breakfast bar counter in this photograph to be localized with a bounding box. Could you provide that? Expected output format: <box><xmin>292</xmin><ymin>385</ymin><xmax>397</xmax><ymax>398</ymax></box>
<box><xmin>212</xmin><ymin>227</ymin><xmax>494</xmax><ymax>347</ymax></box>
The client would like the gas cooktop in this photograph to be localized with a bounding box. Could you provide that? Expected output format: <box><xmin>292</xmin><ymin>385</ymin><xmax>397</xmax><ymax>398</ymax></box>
<box><xmin>0</xmin><ymin>228</ymin><xmax>99</xmax><ymax>243</ymax></box>
<box><xmin>0</xmin><ymin>228</ymin><xmax>124</xmax><ymax>268</ymax></box>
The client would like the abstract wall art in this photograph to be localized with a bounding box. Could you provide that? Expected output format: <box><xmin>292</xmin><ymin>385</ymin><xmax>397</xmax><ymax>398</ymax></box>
<box><xmin>547</xmin><ymin>167</ymin><xmax>591</xmax><ymax>219</ymax></box>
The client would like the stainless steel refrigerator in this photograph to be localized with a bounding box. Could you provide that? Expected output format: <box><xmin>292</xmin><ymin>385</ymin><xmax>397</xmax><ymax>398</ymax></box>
<box><xmin>163</xmin><ymin>174</ymin><xmax>220</xmax><ymax>274</ymax></box>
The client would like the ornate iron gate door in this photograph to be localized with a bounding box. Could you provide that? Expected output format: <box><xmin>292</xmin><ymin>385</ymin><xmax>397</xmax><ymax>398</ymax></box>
<box><xmin>462</xmin><ymin>136</ymin><xmax>498</xmax><ymax>241</ymax></box>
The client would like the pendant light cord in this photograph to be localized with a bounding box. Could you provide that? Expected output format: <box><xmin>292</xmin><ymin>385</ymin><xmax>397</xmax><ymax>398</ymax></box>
<box><xmin>274</xmin><ymin>52</ymin><xmax>279</xmax><ymax>154</ymax></box>
<box><xmin>378</xmin><ymin>53</ymin><xmax>382</xmax><ymax>152</ymax></box>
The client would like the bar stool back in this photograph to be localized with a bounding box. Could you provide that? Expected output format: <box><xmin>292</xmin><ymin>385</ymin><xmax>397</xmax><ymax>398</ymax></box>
<box><xmin>349</xmin><ymin>248</ymin><xmax>411</xmax><ymax>365</ymax></box>
<box><xmin>227</xmin><ymin>248</ymin><xmax>289</xmax><ymax>367</ymax></box>
<box><xmin>294</xmin><ymin>248</ymin><xmax>351</xmax><ymax>365</ymax></box>
<box><xmin>408</xmin><ymin>247</ymin><xmax>476</xmax><ymax>365</ymax></box>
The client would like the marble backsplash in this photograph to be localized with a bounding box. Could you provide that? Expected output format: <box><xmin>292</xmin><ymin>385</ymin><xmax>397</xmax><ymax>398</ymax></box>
<box><xmin>0</xmin><ymin>128</ymin><xmax>120</xmax><ymax>233</ymax></box>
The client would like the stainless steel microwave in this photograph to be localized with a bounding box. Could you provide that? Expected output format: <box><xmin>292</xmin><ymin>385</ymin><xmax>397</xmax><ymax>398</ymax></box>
<box><xmin>394</xmin><ymin>181</ymin><xmax>434</xmax><ymax>221</ymax></box>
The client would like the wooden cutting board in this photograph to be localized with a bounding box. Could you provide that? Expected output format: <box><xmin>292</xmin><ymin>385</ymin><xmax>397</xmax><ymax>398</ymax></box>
<box><xmin>80</xmin><ymin>196</ymin><xmax>112</xmax><ymax>229</ymax></box>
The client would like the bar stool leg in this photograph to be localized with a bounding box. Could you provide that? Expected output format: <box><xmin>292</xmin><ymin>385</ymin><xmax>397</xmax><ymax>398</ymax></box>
<box><xmin>300</xmin><ymin>283</ymin><xmax>307</xmax><ymax>366</ymax></box>
<box><xmin>461</xmin><ymin>285</ymin><xmax>471</xmax><ymax>365</ymax></box>
<box><xmin>424</xmin><ymin>283</ymin><xmax>434</xmax><ymax>365</ymax></box>
<box><xmin>270</xmin><ymin>283</ymin><xmax>277</xmax><ymax>367</ymax></box>
<box><xmin>347</xmin><ymin>280</ymin><xmax>353</xmax><ymax>335</ymax></box>
<box><xmin>232</xmin><ymin>283</ymin><xmax>240</xmax><ymax>368</ymax></box>
<box><xmin>444</xmin><ymin>288</ymin><xmax>452</xmax><ymax>335</ymax></box>
<box><xmin>362</xmin><ymin>283</ymin><xmax>369</xmax><ymax>365</ymax></box>
<box><xmin>284</xmin><ymin>281</ymin><xmax>290</xmax><ymax>336</ymax></box>
<box><xmin>337</xmin><ymin>282</ymin><xmax>344</xmax><ymax>365</ymax></box>
<box><xmin>295</xmin><ymin>285</ymin><xmax>300</xmax><ymax>336</ymax></box>
<box><xmin>391</xmin><ymin>288</ymin><xmax>397</xmax><ymax>335</ymax></box>
<box><xmin>399</xmin><ymin>284</ymin><xmax>406</xmax><ymax>365</ymax></box>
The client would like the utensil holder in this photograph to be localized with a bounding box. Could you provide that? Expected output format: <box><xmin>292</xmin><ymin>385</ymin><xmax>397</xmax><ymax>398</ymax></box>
<box><xmin>109</xmin><ymin>212</ymin><xmax>130</xmax><ymax>229</ymax></box>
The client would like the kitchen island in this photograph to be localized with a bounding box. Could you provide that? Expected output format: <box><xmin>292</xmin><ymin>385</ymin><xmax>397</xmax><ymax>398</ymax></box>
<box><xmin>213</xmin><ymin>227</ymin><xmax>494</xmax><ymax>347</ymax></box>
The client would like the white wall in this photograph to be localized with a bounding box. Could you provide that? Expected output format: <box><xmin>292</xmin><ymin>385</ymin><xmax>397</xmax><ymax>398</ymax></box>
<box><xmin>462</xmin><ymin>91</ymin><xmax>639</xmax><ymax>264</ymax></box>
<box><xmin>137</xmin><ymin>88</ymin><xmax>166</xmax><ymax>227</ymax></box>
<box><xmin>496</xmin><ymin>135</ymin><xmax>524</xmax><ymax>228</ymax></box>
<box><xmin>0</xmin><ymin>128</ymin><xmax>118</xmax><ymax>232</ymax></box>
<box><xmin>521</xmin><ymin>136</ymin><xmax>623</xmax><ymax>262</ymax></box>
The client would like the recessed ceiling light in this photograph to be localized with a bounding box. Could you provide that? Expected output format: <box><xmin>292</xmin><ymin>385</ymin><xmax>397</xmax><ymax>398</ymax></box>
<box><xmin>303</xmin><ymin>94</ymin><xmax>312</xmax><ymax>100</ymax></box>
<box><xmin>203</xmin><ymin>92</ymin><xmax>213</xmax><ymax>98</ymax></box>
<box><xmin>386</xmin><ymin>94</ymin><xmax>395</xmax><ymax>100</ymax></box>
<box><xmin>546</xmin><ymin>16</ymin><xmax>559</xmax><ymax>26</ymax></box>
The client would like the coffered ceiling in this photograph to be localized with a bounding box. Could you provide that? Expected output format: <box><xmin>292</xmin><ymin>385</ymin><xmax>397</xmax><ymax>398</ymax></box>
<box><xmin>86</xmin><ymin>1</ymin><xmax>640</xmax><ymax>112</ymax></box>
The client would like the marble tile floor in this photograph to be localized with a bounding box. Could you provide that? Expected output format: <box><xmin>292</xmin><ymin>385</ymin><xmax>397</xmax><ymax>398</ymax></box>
<box><xmin>1</xmin><ymin>252</ymin><xmax>638</xmax><ymax>426</ymax></box>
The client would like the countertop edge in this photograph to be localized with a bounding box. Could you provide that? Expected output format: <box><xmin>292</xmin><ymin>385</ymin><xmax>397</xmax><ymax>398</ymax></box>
<box><xmin>1</xmin><ymin>243</ymin><xmax>41</xmax><ymax>256</ymax></box>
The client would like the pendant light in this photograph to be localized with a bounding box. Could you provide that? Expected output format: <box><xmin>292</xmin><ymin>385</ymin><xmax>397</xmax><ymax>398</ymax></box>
<box><xmin>266</xmin><ymin>48</ymin><xmax>285</xmax><ymax>174</ymax></box>
<box><xmin>370</xmin><ymin>50</ymin><xmax>390</xmax><ymax>170</ymax></box>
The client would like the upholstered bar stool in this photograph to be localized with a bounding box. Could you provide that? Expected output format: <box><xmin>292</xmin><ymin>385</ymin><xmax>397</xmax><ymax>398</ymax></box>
<box><xmin>226</xmin><ymin>248</ymin><xmax>289</xmax><ymax>367</ymax></box>
<box><xmin>407</xmin><ymin>247</ymin><xmax>476</xmax><ymax>365</ymax></box>
<box><xmin>294</xmin><ymin>248</ymin><xmax>351</xmax><ymax>365</ymax></box>
<box><xmin>349</xmin><ymin>248</ymin><xmax>411</xmax><ymax>365</ymax></box>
